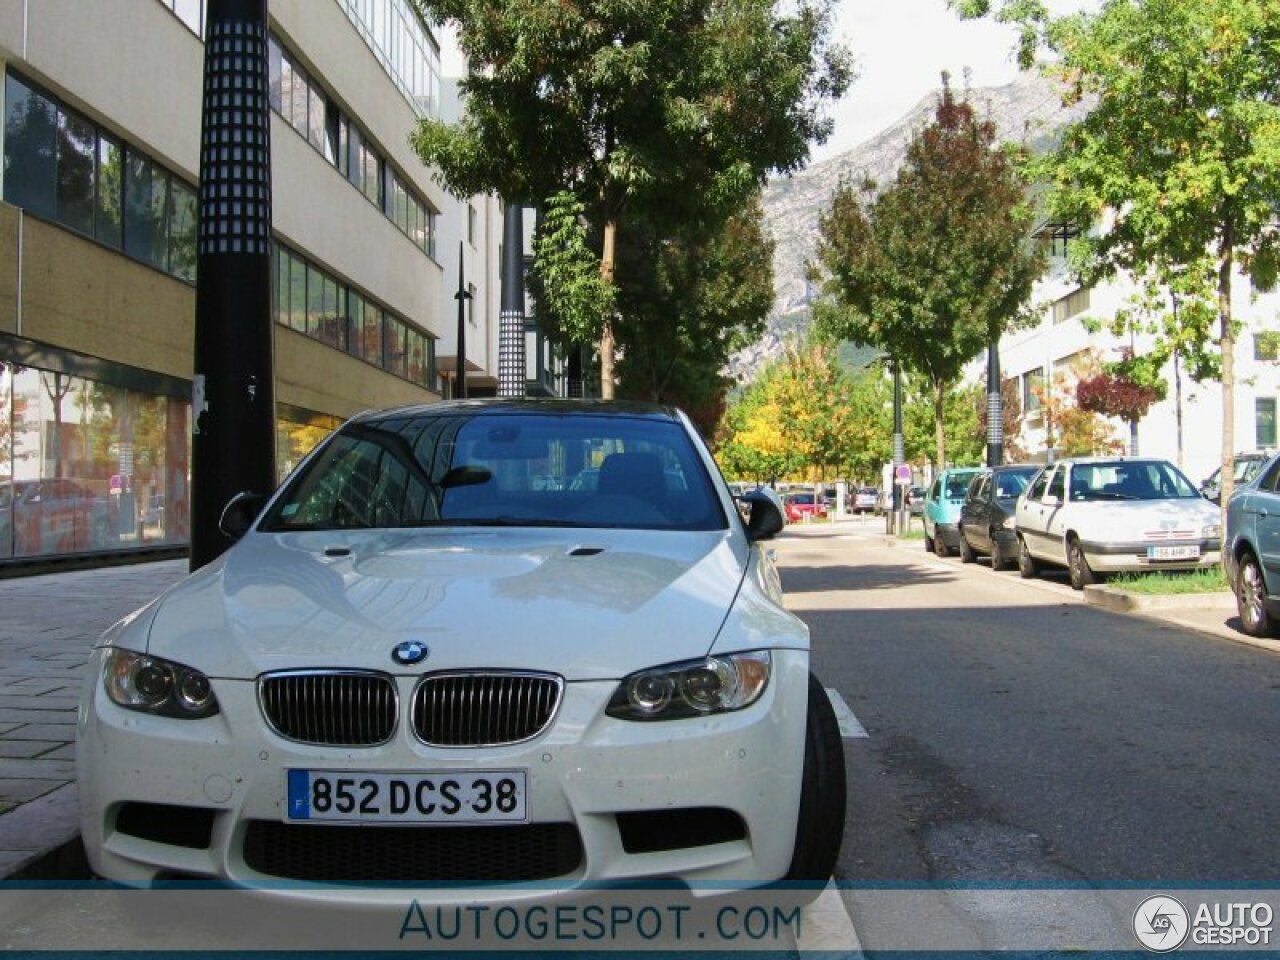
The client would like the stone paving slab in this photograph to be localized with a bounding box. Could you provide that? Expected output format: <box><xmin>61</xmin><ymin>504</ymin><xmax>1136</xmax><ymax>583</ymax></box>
<box><xmin>0</xmin><ymin>560</ymin><xmax>188</xmax><ymax>876</ymax></box>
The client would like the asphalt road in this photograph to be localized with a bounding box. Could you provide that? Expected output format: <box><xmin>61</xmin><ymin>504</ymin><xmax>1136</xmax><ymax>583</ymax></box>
<box><xmin>776</xmin><ymin>523</ymin><xmax>1280</xmax><ymax>889</ymax></box>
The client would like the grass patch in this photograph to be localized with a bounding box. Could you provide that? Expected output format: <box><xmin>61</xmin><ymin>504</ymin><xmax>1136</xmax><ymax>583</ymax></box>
<box><xmin>1109</xmin><ymin>568</ymin><xmax>1228</xmax><ymax>595</ymax></box>
<box><xmin>897</xmin><ymin>529</ymin><xmax>926</xmax><ymax>540</ymax></box>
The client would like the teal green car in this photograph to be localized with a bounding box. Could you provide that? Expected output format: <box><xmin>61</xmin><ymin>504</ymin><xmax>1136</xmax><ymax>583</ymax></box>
<box><xmin>923</xmin><ymin>467</ymin><xmax>982</xmax><ymax>557</ymax></box>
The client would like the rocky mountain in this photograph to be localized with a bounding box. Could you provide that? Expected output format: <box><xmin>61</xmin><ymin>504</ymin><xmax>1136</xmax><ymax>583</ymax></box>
<box><xmin>730</xmin><ymin>72</ymin><xmax>1091</xmax><ymax>380</ymax></box>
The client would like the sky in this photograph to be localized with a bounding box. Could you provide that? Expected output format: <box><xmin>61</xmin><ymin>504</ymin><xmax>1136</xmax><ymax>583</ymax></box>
<box><xmin>437</xmin><ymin>2</ymin><xmax>1091</xmax><ymax>169</ymax></box>
<box><xmin>812</xmin><ymin>0</ymin><xmax>1029</xmax><ymax>162</ymax></box>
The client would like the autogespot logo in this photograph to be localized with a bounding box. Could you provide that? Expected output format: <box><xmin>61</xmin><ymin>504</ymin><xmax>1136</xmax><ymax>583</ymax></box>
<box><xmin>1134</xmin><ymin>895</ymin><xmax>1191</xmax><ymax>952</ymax></box>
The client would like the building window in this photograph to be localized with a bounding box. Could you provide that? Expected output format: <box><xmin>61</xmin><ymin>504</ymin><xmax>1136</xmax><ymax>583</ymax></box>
<box><xmin>467</xmin><ymin>283</ymin><xmax>477</xmax><ymax>326</ymax></box>
<box><xmin>1022</xmin><ymin>368</ymin><xmax>1045</xmax><ymax>413</ymax></box>
<box><xmin>336</xmin><ymin>0</ymin><xmax>442</xmax><ymax>120</ymax></box>
<box><xmin>0</xmin><ymin>359</ymin><xmax>191</xmax><ymax>561</ymax></box>
<box><xmin>1254</xmin><ymin>331</ymin><xmax>1280</xmax><ymax>363</ymax></box>
<box><xmin>3</xmin><ymin>71</ymin><xmax>195</xmax><ymax>283</ymax></box>
<box><xmin>1257</xmin><ymin>397</ymin><xmax>1277</xmax><ymax>448</ymax></box>
<box><xmin>272</xmin><ymin>241</ymin><xmax>435</xmax><ymax>390</ymax></box>
<box><xmin>468</xmin><ymin>204</ymin><xmax>477</xmax><ymax>245</ymax></box>
<box><xmin>157</xmin><ymin>0</ymin><xmax>205</xmax><ymax>37</ymax></box>
<box><xmin>1052</xmin><ymin>287</ymin><xmax>1091</xmax><ymax>325</ymax></box>
<box><xmin>267</xmin><ymin>34</ymin><xmax>438</xmax><ymax>253</ymax></box>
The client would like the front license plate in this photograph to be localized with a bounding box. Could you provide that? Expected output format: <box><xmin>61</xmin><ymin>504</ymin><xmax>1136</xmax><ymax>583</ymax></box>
<box><xmin>1147</xmin><ymin>544</ymin><xmax>1200</xmax><ymax>561</ymax></box>
<box><xmin>285</xmin><ymin>769</ymin><xmax>527</xmax><ymax>824</ymax></box>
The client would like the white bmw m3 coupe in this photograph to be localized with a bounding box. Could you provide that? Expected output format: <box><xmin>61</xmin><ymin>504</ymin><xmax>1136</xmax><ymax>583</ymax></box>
<box><xmin>77</xmin><ymin>401</ymin><xmax>845</xmax><ymax>902</ymax></box>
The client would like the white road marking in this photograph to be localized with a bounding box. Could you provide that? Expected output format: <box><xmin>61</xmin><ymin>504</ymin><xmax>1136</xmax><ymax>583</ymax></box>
<box><xmin>797</xmin><ymin>880</ymin><xmax>864</xmax><ymax>956</ymax></box>
<box><xmin>825</xmin><ymin>687</ymin><xmax>868</xmax><ymax>738</ymax></box>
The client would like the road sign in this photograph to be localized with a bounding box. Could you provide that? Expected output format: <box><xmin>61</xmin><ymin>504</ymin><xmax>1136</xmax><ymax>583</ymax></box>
<box><xmin>894</xmin><ymin>464</ymin><xmax>912</xmax><ymax>484</ymax></box>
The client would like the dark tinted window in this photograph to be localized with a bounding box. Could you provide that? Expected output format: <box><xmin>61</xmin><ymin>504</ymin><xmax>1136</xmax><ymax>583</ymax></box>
<box><xmin>992</xmin><ymin>466</ymin><xmax>1038</xmax><ymax>500</ymax></box>
<box><xmin>1047</xmin><ymin>468</ymin><xmax>1065</xmax><ymax>501</ymax></box>
<box><xmin>55</xmin><ymin>108</ymin><xmax>96</xmax><ymax>235</ymax></box>
<box><xmin>95</xmin><ymin>135</ymin><xmax>122</xmax><ymax>248</ymax></box>
<box><xmin>4</xmin><ymin>74</ymin><xmax>56</xmax><ymax>218</ymax></box>
<box><xmin>262</xmin><ymin>414</ymin><xmax>725</xmax><ymax>533</ymax></box>
<box><xmin>1259</xmin><ymin>457</ymin><xmax>1280</xmax><ymax>492</ymax></box>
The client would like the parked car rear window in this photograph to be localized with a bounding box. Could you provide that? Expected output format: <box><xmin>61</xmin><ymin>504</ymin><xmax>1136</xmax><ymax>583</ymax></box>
<box><xmin>992</xmin><ymin>467</ymin><xmax>1038</xmax><ymax>499</ymax></box>
<box><xmin>1069</xmin><ymin>461</ymin><xmax>1200</xmax><ymax>501</ymax></box>
<box><xmin>261</xmin><ymin>413</ymin><xmax>727</xmax><ymax>532</ymax></box>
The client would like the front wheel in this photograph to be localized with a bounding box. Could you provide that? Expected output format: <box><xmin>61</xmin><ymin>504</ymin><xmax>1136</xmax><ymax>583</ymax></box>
<box><xmin>1237</xmin><ymin>552</ymin><xmax>1277</xmax><ymax>637</ymax></box>
<box><xmin>1067</xmin><ymin>537</ymin><xmax>1096</xmax><ymax>590</ymax></box>
<box><xmin>958</xmin><ymin>531</ymin><xmax>976</xmax><ymax>563</ymax></box>
<box><xmin>1017</xmin><ymin>536</ymin><xmax>1038</xmax><ymax>579</ymax></box>
<box><xmin>990</xmin><ymin>535</ymin><xmax>1011</xmax><ymax>571</ymax></box>
<box><xmin>783</xmin><ymin>672</ymin><xmax>847</xmax><ymax>901</ymax></box>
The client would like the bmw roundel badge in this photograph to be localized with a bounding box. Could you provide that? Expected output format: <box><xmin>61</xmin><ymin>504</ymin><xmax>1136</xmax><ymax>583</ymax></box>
<box><xmin>392</xmin><ymin>641</ymin><xmax>430</xmax><ymax>666</ymax></box>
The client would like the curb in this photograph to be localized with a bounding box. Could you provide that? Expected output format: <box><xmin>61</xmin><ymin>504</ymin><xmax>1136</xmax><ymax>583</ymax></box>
<box><xmin>1082</xmin><ymin>584</ymin><xmax>1235</xmax><ymax>613</ymax></box>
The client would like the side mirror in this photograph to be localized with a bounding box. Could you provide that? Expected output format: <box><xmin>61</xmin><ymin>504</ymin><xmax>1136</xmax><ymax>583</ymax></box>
<box><xmin>219</xmin><ymin>491</ymin><xmax>266</xmax><ymax>542</ymax></box>
<box><xmin>740</xmin><ymin>490</ymin><xmax>784</xmax><ymax>542</ymax></box>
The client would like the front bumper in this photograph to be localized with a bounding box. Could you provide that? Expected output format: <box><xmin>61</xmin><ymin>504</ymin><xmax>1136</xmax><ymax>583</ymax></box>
<box><xmin>1078</xmin><ymin>538</ymin><xmax>1222</xmax><ymax>573</ymax></box>
<box><xmin>77</xmin><ymin>648</ymin><xmax>809</xmax><ymax>903</ymax></box>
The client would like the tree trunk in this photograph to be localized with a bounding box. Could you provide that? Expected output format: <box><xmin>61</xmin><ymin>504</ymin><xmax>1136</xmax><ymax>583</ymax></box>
<box><xmin>599</xmin><ymin>219</ymin><xmax>617</xmax><ymax>400</ymax></box>
<box><xmin>933</xmin><ymin>379</ymin><xmax>946</xmax><ymax>469</ymax></box>
<box><xmin>1218</xmin><ymin>233</ymin><xmax>1235</xmax><ymax>523</ymax></box>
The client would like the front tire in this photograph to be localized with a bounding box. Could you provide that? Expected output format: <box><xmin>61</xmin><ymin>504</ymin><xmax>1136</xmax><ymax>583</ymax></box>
<box><xmin>990</xmin><ymin>535</ymin><xmax>1011</xmax><ymax>571</ymax></box>
<box><xmin>783</xmin><ymin>672</ymin><xmax>847</xmax><ymax>900</ymax></box>
<box><xmin>1237</xmin><ymin>551</ymin><xmax>1277</xmax><ymax>637</ymax></box>
<box><xmin>958</xmin><ymin>532</ymin><xmax>976</xmax><ymax>563</ymax></box>
<box><xmin>1067</xmin><ymin>537</ymin><xmax>1096</xmax><ymax>590</ymax></box>
<box><xmin>1017</xmin><ymin>535</ymin><xmax>1038</xmax><ymax>579</ymax></box>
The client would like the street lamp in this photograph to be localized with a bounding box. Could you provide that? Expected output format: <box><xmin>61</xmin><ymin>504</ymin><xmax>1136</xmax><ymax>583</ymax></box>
<box><xmin>454</xmin><ymin>241</ymin><xmax>470</xmax><ymax>400</ymax></box>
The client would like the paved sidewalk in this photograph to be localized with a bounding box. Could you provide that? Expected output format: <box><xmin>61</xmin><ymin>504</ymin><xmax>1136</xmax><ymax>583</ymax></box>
<box><xmin>0</xmin><ymin>559</ymin><xmax>188</xmax><ymax>875</ymax></box>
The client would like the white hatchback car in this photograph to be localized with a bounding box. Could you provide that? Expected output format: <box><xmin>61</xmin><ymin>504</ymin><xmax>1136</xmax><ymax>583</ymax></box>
<box><xmin>77</xmin><ymin>401</ymin><xmax>845</xmax><ymax>901</ymax></box>
<box><xmin>1013</xmin><ymin>457</ymin><xmax>1222</xmax><ymax>590</ymax></box>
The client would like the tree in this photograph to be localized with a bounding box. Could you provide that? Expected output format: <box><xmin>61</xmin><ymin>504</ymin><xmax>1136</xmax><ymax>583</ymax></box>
<box><xmin>1033</xmin><ymin>352</ymin><xmax>1124</xmax><ymax>457</ymax></box>
<box><xmin>812</xmin><ymin>76</ymin><xmax>1043</xmax><ymax>467</ymax></box>
<box><xmin>412</xmin><ymin>0</ymin><xmax>851</xmax><ymax>397</ymax></box>
<box><xmin>1076</xmin><ymin>363</ymin><xmax>1164</xmax><ymax>454</ymax></box>
<box><xmin>612</xmin><ymin>195</ymin><xmax>775</xmax><ymax>428</ymax></box>
<box><xmin>955</xmin><ymin>0</ymin><xmax>1280</xmax><ymax>510</ymax></box>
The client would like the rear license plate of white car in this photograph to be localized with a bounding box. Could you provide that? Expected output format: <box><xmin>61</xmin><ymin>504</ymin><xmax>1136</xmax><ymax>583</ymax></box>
<box><xmin>1147</xmin><ymin>545</ymin><xmax>1200</xmax><ymax>560</ymax></box>
<box><xmin>285</xmin><ymin>769</ymin><xmax>527</xmax><ymax>823</ymax></box>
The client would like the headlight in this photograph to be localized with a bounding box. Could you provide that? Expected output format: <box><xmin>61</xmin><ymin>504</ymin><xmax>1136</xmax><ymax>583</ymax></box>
<box><xmin>606</xmin><ymin>651</ymin><xmax>771</xmax><ymax>721</ymax></box>
<box><xmin>1002</xmin><ymin>516</ymin><xmax>1017</xmax><ymax>529</ymax></box>
<box><xmin>1202</xmin><ymin>523</ymin><xmax>1222</xmax><ymax>540</ymax></box>
<box><xmin>103</xmin><ymin>649</ymin><xmax>220</xmax><ymax>719</ymax></box>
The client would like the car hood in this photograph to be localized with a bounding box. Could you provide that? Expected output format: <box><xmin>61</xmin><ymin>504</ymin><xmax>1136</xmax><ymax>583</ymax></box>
<box><xmin>141</xmin><ymin>528</ymin><xmax>747</xmax><ymax>681</ymax></box>
<box><xmin>1066</xmin><ymin>499</ymin><xmax>1219</xmax><ymax>535</ymax></box>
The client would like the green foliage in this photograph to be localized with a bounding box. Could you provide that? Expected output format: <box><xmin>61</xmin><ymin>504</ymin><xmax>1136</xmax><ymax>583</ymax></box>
<box><xmin>412</xmin><ymin>0</ymin><xmax>852</xmax><ymax>395</ymax></box>
<box><xmin>530</xmin><ymin>192</ymin><xmax>616</xmax><ymax>345</ymax></box>
<box><xmin>811</xmin><ymin>78</ymin><xmax>1044</xmax><ymax>467</ymax></box>
<box><xmin>613</xmin><ymin>195</ymin><xmax>775</xmax><ymax>418</ymax></box>
<box><xmin>958</xmin><ymin>0</ymin><xmax>1280</xmax><ymax>506</ymax></box>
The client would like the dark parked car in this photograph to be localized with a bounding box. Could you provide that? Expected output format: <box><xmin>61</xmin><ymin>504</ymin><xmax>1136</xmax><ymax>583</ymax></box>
<box><xmin>1225</xmin><ymin>452</ymin><xmax>1280</xmax><ymax>635</ymax></box>
<box><xmin>957</xmin><ymin>465</ymin><xmax>1040</xmax><ymax>570</ymax></box>
<box><xmin>1202</xmin><ymin>451</ymin><xmax>1271</xmax><ymax>504</ymax></box>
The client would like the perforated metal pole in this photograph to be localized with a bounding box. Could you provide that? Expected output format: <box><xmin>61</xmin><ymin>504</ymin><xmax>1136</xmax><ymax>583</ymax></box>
<box><xmin>190</xmin><ymin>0</ymin><xmax>275</xmax><ymax>571</ymax></box>
<box><xmin>498</xmin><ymin>202</ymin><xmax>525</xmax><ymax>398</ymax></box>
<box><xmin>986</xmin><ymin>339</ymin><xmax>1003</xmax><ymax>467</ymax></box>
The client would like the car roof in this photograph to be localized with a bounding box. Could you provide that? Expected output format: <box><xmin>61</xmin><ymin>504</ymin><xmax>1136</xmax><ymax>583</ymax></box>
<box><xmin>351</xmin><ymin>398</ymin><xmax>681</xmax><ymax>424</ymax></box>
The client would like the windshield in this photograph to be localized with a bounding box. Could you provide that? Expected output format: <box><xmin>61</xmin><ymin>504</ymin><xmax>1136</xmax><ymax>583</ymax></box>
<box><xmin>261</xmin><ymin>412</ymin><xmax>726</xmax><ymax>532</ymax></box>
<box><xmin>992</xmin><ymin>467</ymin><xmax>1038</xmax><ymax>500</ymax></box>
<box><xmin>1068</xmin><ymin>461</ymin><xmax>1201</xmax><ymax>502</ymax></box>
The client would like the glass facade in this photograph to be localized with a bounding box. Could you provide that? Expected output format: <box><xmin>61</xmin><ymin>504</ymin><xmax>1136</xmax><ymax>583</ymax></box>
<box><xmin>0</xmin><ymin>360</ymin><xmax>190</xmax><ymax>560</ymax></box>
<box><xmin>273</xmin><ymin>242</ymin><xmax>437</xmax><ymax>392</ymax></box>
<box><xmin>3</xmin><ymin>72</ymin><xmax>197</xmax><ymax>283</ymax></box>
<box><xmin>157</xmin><ymin>0</ymin><xmax>205</xmax><ymax>37</ymax></box>
<box><xmin>337</xmin><ymin>0</ymin><xmax>441</xmax><ymax>120</ymax></box>
<box><xmin>267</xmin><ymin>35</ymin><xmax>437</xmax><ymax>259</ymax></box>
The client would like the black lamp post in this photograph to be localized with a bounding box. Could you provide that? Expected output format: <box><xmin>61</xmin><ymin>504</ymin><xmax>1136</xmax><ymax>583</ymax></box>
<box><xmin>190</xmin><ymin>0</ymin><xmax>275</xmax><ymax>571</ymax></box>
<box><xmin>453</xmin><ymin>241</ymin><xmax>470</xmax><ymax>400</ymax></box>
<box><xmin>891</xmin><ymin>359</ymin><xmax>904</xmax><ymax>533</ymax></box>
